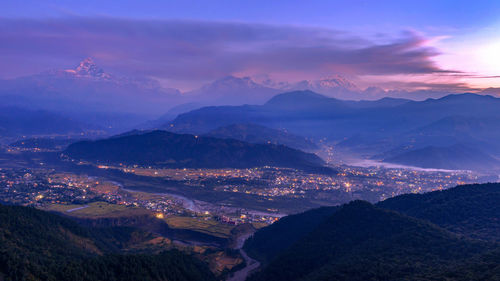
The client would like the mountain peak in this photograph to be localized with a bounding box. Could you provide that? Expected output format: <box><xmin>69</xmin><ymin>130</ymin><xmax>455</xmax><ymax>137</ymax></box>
<box><xmin>53</xmin><ymin>57</ymin><xmax>112</xmax><ymax>80</ymax></box>
<box><xmin>287</xmin><ymin>75</ymin><xmax>359</xmax><ymax>96</ymax></box>
<box><xmin>317</xmin><ymin>75</ymin><xmax>359</xmax><ymax>91</ymax></box>
<box><xmin>65</xmin><ymin>57</ymin><xmax>111</xmax><ymax>79</ymax></box>
<box><xmin>76</xmin><ymin>57</ymin><xmax>98</xmax><ymax>72</ymax></box>
<box><xmin>209</xmin><ymin>75</ymin><xmax>262</xmax><ymax>89</ymax></box>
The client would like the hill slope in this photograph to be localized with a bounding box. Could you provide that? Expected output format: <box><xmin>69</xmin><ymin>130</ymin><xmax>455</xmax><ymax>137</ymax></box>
<box><xmin>245</xmin><ymin>183</ymin><xmax>500</xmax><ymax>280</ymax></box>
<box><xmin>378</xmin><ymin>183</ymin><xmax>500</xmax><ymax>242</ymax></box>
<box><xmin>383</xmin><ymin>144</ymin><xmax>500</xmax><ymax>170</ymax></box>
<box><xmin>64</xmin><ymin>130</ymin><xmax>329</xmax><ymax>171</ymax></box>
<box><xmin>0</xmin><ymin>204</ymin><xmax>215</xmax><ymax>281</ymax></box>
<box><xmin>249</xmin><ymin>201</ymin><xmax>491</xmax><ymax>281</ymax></box>
<box><xmin>243</xmin><ymin>206</ymin><xmax>338</xmax><ymax>264</ymax></box>
<box><xmin>204</xmin><ymin>123</ymin><xmax>317</xmax><ymax>151</ymax></box>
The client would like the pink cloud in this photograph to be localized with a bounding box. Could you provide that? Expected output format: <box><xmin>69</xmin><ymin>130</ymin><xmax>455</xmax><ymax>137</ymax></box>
<box><xmin>0</xmin><ymin>17</ymin><xmax>457</xmax><ymax>87</ymax></box>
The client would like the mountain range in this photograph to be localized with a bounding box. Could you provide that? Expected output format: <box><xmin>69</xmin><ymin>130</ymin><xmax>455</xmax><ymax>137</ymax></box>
<box><xmin>186</xmin><ymin>75</ymin><xmax>457</xmax><ymax>105</ymax></box>
<box><xmin>0</xmin><ymin>59</ymin><xmax>381</xmax><ymax>134</ymax></box>
<box><xmin>167</xmin><ymin>91</ymin><xmax>500</xmax><ymax>171</ymax></box>
<box><xmin>0</xmin><ymin>58</ymin><xmax>481</xmax><ymax>118</ymax></box>
<box><xmin>0</xmin><ymin>58</ymin><xmax>182</xmax><ymax>116</ymax></box>
<box><xmin>184</xmin><ymin>76</ymin><xmax>280</xmax><ymax>105</ymax></box>
<box><xmin>4</xmin><ymin>59</ymin><xmax>500</xmax><ymax>171</ymax></box>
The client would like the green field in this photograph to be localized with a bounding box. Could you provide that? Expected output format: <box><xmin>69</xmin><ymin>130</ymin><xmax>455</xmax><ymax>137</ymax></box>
<box><xmin>164</xmin><ymin>215</ymin><xmax>235</xmax><ymax>238</ymax></box>
<box><xmin>42</xmin><ymin>203</ymin><xmax>235</xmax><ymax>239</ymax></box>
<box><xmin>42</xmin><ymin>201</ymin><xmax>151</xmax><ymax>218</ymax></box>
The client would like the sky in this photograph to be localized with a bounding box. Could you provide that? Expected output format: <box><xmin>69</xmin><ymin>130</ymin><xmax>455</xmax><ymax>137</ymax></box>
<box><xmin>1</xmin><ymin>0</ymin><xmax>500</xmax><ymax>91</ymax></box>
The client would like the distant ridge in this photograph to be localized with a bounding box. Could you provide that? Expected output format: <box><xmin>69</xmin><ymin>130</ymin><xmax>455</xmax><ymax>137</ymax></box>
<box><xmin>166</xmin><ymin>91</ymin><xmax>500</xmax><ymax>171</ymax></box>
<box><xmin>0</xmin><ymin>106</ymin><xmax>90</xmax><ymax>136</ymax></box>
<box><xmin>265</xmin><ymin>90</ymin><xmax>329</xmax><ymax>105</ymax></box>
<box><xmin>204</xmin><ymin>123</ymin><xmax>317</xmax><ymax>151</ymax></box>
<box><xmin>383</xmin><ymin>144</ymin><xmax>500</xmax><ymax>171</ymax></box>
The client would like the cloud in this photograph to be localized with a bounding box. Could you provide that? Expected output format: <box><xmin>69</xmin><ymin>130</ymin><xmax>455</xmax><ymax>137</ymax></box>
<box><xmin>0</xmin><ymin>17</ymin><xmax>456</xmax><ymax>87</ymax></box>
<box><xmin>384</xmin><ymin>80</ymin><xmax>475</xmax><ymax>92</ymax></box>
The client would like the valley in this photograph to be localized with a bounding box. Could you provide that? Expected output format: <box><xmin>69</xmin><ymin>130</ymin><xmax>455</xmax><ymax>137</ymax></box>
<box><xmin>2</xmin><ymin>90</ymin><xmax>500</xmax><ymax>280</ymax></box>
<box><xmin>3</xmin><ymin>4</ymin><xmax>500</xmax><ymax>280</ymax></box>
<box><xmin>0</xmin><ymin>144</ymin><xmax>493</xmax><ymax>247</ymax></box>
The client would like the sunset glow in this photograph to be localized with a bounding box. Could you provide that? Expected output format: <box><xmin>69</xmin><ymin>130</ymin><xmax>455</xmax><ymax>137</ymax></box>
<box><xmin>1</xmin><ymin>0</ymin><xmax>499</xmax><ymax>94</ymax></box>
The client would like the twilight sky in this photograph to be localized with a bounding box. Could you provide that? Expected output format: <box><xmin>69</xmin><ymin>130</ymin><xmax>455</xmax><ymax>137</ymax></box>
<box><xmin>1</xmin><ymin>0</ymin><xmax>500</xmax><ymax>91</ymax></box>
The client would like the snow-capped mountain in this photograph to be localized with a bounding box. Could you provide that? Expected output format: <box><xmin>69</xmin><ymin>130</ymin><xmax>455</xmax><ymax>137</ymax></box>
<box><xmin>316</xmin><ymin>75</ymin><xmax>359</xmax><ymax>91</ymax></box>
<box><xmin>67</xmin><ymin>57</ymin><xmax>112</xmax><ymax>79</ymax></box>
<box><xmin>40</xmin><ymin>57</ymin><xmax>113</xmax><ymax>81</ymax></box>
<box><xmin>39</xmin><ymin>57</ymin><xmax>176</xmax><ymax>92</ymax></box>
<box><xmin>200</xmin><ymin>76</ymin><xmax>265</xmax><ymax>91</ymax></box>
<box><xmin>186</xmin><ymin>75</ymin><xmax>279</xmax><ymax>105</ymax></box>
<box><xmin>283</xmin><ymin>75</ymin><xmax>362</xmax><ymax>99</ymax></box>
<box><xmin>0</xmin><ymin>58</ymin><xmax>183</xmax><ymax>116</ymax></box>
<box><xmin>0</xmin><ymin>57</ymin><xmax>463</xmax><ymax>124</ymax></box>
<box><xmin>291</xmin><ymin>75</ymin><xmax>358</xmax><ymax>91</ymax></box>
<box><xmin>185</xmin><ymin>74</ymin><xmax>368</xmax><ymax>105</ymax></box>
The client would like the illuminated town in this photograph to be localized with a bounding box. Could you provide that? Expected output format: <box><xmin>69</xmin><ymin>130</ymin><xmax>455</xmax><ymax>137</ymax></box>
<box><xmin>0</xmin><ymin>161</ymin><xmax>493</xmax><ymax>227</ymax></box>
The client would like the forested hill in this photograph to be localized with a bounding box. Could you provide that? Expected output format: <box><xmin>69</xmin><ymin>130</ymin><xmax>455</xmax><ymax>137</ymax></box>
<box><xmin>243</xmin><ymin>206</ymin><xmax>339</xmax><ymax>264</ymax></box>
<box><xmin>244</xmin><ymin>183</ymin><xmax>500</xmax><ymax>281</ymax></box>
<box><xmin>64</xmin><ymin>130</ymin><xmax>330</xmax><ymax>172</ymax></box>
<box><xmin>0</xmin><ymin>204</ymin><xmax>216</xmax><ymax>281</ymax></box>
<box><xmin>377</xmin><ymin>183</ymin><xmax>500</xmax><ymax>242</ymax></box>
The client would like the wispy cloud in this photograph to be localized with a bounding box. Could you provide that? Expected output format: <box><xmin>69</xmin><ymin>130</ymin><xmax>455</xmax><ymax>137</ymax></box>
<box><xmin>0</xmin><ymin>17</ymin><xmax>457</xmax><ymax>88</ymax></box>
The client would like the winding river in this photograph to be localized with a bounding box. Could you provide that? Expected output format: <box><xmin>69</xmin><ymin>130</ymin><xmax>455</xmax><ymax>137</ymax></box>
<box><xmin>227</xmin><ymin>233</ymin><xmax>260</xmax><ymax>281</ymax></box>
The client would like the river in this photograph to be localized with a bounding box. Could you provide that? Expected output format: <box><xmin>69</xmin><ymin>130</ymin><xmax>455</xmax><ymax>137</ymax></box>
<box><xmin>227</xmin><ymin>233</ymin><xmax>260</xmax><ymax>281</ymax></box>
<box><xmin>122</xmin><ymin>188</ymin><xmax>200</xmax><ymax>212</ymax></box>
<box><xmin>66</xmin><ymin>205</ymin><xmax>89</xmax><ymax>212</ymax></box>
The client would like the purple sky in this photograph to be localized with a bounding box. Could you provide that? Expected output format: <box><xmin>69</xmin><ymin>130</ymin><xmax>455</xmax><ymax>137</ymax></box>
<box><xmin>1</xmin><ymin>0</ymin><xmax>500</xmax><ymax>91</ymax></box>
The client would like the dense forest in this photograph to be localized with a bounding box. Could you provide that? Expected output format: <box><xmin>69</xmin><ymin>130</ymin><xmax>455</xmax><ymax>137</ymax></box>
<box><xmin>245</xmin><ymin>183</ymin><xmax>500</xmax><ymax>281</ymax></box>
<box><xmin>0</xmin><ymin>204</ymin><xmax>216</xmax><ymax>281</ymax></box>
<box><xmin>378</xmin><ymin>183</ymin><xmax>500</xmax><ymax>242</ymax></box>
<box><xmin>243</xmin><ymin>206</ymin><xmax>338</xmax><ymax>264</ymax></box>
